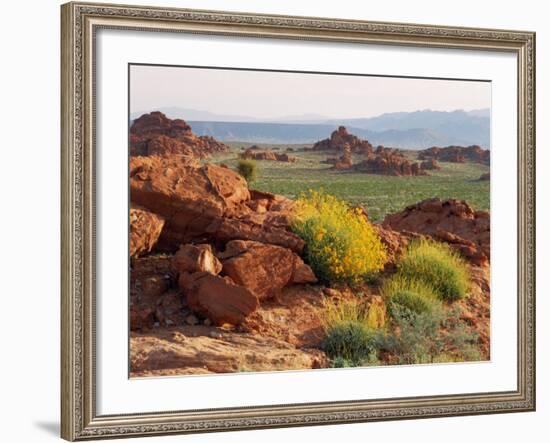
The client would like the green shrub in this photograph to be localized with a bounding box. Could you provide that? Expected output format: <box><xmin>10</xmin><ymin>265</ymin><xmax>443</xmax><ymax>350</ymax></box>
<box><xmin>396</xmin><ymin>240</ymin><xmax>469</xmax><ymax>301</ymax></box>
<box><xmin>322</xmin><ymin>321</ymin><xmax>381</xmax><ymax>366</ymax></box>
<box><xmin>330</xmin><ymin>356</ymin><xmax>354</xmax><ymax>368</ymax></box>
<box><xmin>291</xmin><ymin>190</ymin><xmax>387</xmax><ymax>284</ymax></box>
<box><xmin>236</xmin><ymin>159</ymin><xmax>257</xmax><ymax>183</ymax></box>
<box><xmin>381</xmin><ymin>275</ymin><xmax>441</xmax><ymax>318</ymax></box>
<box><xmin>382</xmin><ymin>304</ymin><xmax>480</xmax><ymax>365</ymax></box>
<box><xmin>382</xmin><ymin>304</ymin><xmax>446</xmax><ymax>364</ymax></box>
<box><xmin>389</xmin><ymin>291</ymin><xmax>438</xmax><ymax>317</ymax></box>
<box><xmin>320</xmin><ymin>297</ymin><xmax>384</xmax><ymax>366</ymax></box>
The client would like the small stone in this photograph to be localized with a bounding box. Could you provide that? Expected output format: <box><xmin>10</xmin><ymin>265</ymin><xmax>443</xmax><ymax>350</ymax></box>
<box><xmin>153</xmin><ymin>322</ymin><xmax>160</xmax><ymax>328</ymax></box>
<box><xmin>165</xmin><ymin>319</ymin><xmax>174</xmax><ymax>326</ymax></box>
<box><xmin>203</xmin><ymin>318</ymin><xmax>212</xmax><ymax>327</ymax></box>
<box><xmin>185</xmin><ymin>314</ymin><xmax>199</xmax><ymax>325</ymax></box>
<box><xmin>209</xmin><ymin>331</ymin><xmax>222</xmax><ymax>339</ymax></box>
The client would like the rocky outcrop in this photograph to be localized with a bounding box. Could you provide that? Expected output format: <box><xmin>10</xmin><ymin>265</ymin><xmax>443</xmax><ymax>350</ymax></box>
<box><xmin>455</xmin><ymin>265</ymin><xmax>491</xmax><ymax>357</ymax></box>
<box><xmin>129</xmin><ymin>206</ymin><xmax>165</xmax><ymax>258</ymax></box>
<box><xmin>129</xmin><ymin>284</ymin><xmax>344</xmax><ymax>376</ymax></box>
<box><xmin>355</xmin><ymin>149</ymin><xmax>427</xmax><ymax>176</ymax></box>
<box><xmin>130</xmin><ymin>156</ymin><xmax>304</xmax><ymax>253</ymax></box>
<box><xmin>420</xmin><ymin>159</ymin><xmax>441</xmax><ymax>170</ymax></box>
<box><xmin>418</xmin><ymin>145</ymin><xmax>490</xmax><ymax>164</ymax></box>
<box><xmin>130</xmin><ymin>111</ymin><xmax>229</xmax><ymax>158</ymax></box>
<box><xmin>373</xmin><ymin>224</ymin><xmax>419</xmax><ymax>266</ymax></box>
<box><xmin>130</xmin><ymin>326</ymin><xmax>328</xmax><ymax>376</ymax></box>
<box><xmin>312</xmin><ymin>126</ymin><xmax>373</xmax><ymax>155</ymax></box>
<box><xmin>333</xmin><ymin>143</ymin><xmax>353</xmax><ymax>170</ymax></box>
<box><xmin>130</xmin><ymin>155</ymin><xmax>249</xmax><ymax>244</ymax></box>
<box><xmin>219</xmin><ymin>240</ymin><xmax>316</xmax><ymax>300</ymax></box>
<box><xmin>214</xmin><ymin>214</ymin><xmax>304</xmax><ymax>254</ymax></box>
<box><xmin>179</xmin><ymin>272</ymin><xmax>259</xmax><ymax>326</ymax></box>
<box><xmin>240</xmin><ymin>146</ymin><xmax>296</xmax><ymax>162</ymax></box>
<box><xmin>382</xmin><ymin>198</ymin><xmax>490</xmax><ymax>266</ymax></box>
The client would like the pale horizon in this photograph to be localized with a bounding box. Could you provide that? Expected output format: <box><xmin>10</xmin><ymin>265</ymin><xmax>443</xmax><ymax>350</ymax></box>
<box><xmin>130</xmin><ymin>64</ymin><xmax>491</xmax><ymax>121</ymax></box>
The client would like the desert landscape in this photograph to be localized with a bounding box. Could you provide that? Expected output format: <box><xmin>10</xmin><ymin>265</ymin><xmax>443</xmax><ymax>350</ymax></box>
<box><xmin>128</xmin><ymin>110</ymin><xmax>490</xmax><ymax>376</ymax></box>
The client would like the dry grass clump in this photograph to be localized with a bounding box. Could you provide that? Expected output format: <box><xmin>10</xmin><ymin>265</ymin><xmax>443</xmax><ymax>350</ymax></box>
<box><xmin>396</xmin><ymin>240</ymin><xmax>470</xmax><ymax>302</ymax></box>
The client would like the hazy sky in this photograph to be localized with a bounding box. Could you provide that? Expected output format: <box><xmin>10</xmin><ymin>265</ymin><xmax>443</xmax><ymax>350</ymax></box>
<box><xmin>130</xmin><ymin>64</ymin><xmax>491</xmax><ymax>120</ymax></box>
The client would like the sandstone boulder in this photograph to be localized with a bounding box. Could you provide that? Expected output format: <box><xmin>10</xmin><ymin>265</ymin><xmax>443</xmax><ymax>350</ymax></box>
<box><xmin>179</xmin><ymin>272</ymin><xmax>259</xmax><ymax>325</ymax></box>
<box><xmin>383</xmin><ymin>198</ymin><xmax>490</xmax><ymax>265</ymax></box>
<box><xmin>171</xmin><ymin>244</ymin><xmax>222</xmax><ymax>275</ymax></box>
<box><xmin>220</xmin><ymin>240</ymin><xmax>314</xmax><ymax>300</ymax></box>
<box><xmin>130</xmin><ymin>156</ymin><xmax>250</xmax><ymax>247</ymax></box>
<box><xmin>215</xmin><ymin>215</ymin><xmax>304</xmax><ymax>254</ymax></box>
<box><xmin>130</xmin><ymin>156</ymin><xmax>303</xmax><ymax>254</ymax></box>
<box><xmin>129</xmin><ymin>206</ymin><xmax>165</xmax><ymax>258</ymax></box>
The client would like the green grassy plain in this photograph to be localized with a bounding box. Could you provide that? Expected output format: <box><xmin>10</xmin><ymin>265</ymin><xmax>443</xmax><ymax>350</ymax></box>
<box><xmin>210</xmin><ymin>143</ymin><xmax>490</xmax><ymax>222</ymax></box>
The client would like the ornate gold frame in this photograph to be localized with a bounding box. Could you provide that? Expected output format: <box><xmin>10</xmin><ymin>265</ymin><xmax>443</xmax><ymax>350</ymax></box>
<box><xmin>61</xmin><ymin>2</ymin><xmax>536</xmax><ymax>440</ymax></box>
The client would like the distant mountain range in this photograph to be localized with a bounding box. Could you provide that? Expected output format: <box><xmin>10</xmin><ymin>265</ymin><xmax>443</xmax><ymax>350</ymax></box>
<box><xmin>130</xmin><ymin>108</ymin><xmax>490</xmax><ymax>149</ymax></box>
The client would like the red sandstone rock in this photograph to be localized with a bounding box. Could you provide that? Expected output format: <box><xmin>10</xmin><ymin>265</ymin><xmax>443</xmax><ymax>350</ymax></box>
<box><xmin>215</xmin><ymin>215</ymin><xmax>304</xmax><ymax>254</ymax></box>
<box><xmin>130</xmin><ymin>156</ymin><xmax>250</xmax><ymax>247</ymax></box>
<box><xmin>418</xmin><ymin>145</ymin><xmax>490</xmax><ymax>165</ymax></box>
<box><xmin>129</xmin><ymin>206</ymin><xmax>165</xmax><ymax>258</ymax></box>
<box><xmin>146</xmin><ymin>135</ymin><xmax>196</xmax><ymax>159</ymax></box>
<box><xmin>355</xmin><ymin>149</ymin><xmax>427</xmax><ymax>176</ymax></box>
<box><xmin>291</xmin><ymin>256</ymin><xmax>318</xmax><ymax>284</ymax></box>
<box><xmin>333</xmin><ymin>143</ymin><xmax>353</xmax><ymax>170</ymax></box>
<box><xmin>313</xmin><ymin>126</ymin><xmax>373</xmax><ymax>155</ymax></box>
<box><xmin>220</xmin><ymin>240</ymin><xmax>314</xmax><ymax>300</ymax></box>
<box><xmin>171</xmin><ymin>244</ymin><xmax>222</xmax><ymax>275</ymax></box>
<box><xmin>130</xmin><ymin>111</ymin><xmax>229</xmax><ymax>158</ymax></box>
<box><xmin>382</xmin><ymin>198</ymin><xmax>490</xmax><ymax>265</ymax></box>
<box><xmin>240</xmin><ymin>146</ymin><xmax>297</xmax><ymax>162</ymax></box>
<box><xmin>130</xmin><ymin>155</ymin><xmax>303</xmax><ymax>254</ymax></box>
<box><xmin>179</xmin><ymin>272</ymin><xmax>259</xmax><ymax>325</ymax></box>
<box><xmin>420</xmin><ymin>158</ymin><xmax>441</xmax><ymax>170</ymax></box>
<box><xmin>373</xmin><ymin>224</ymin><xmax>410</xmax><ymax>259</ymax></box>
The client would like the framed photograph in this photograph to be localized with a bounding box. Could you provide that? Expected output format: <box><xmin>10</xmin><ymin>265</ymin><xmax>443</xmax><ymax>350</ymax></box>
<box><xmin>61</xmin><ymin>1</ymin><xmax>536</xmax><ymax>440</ymax></box>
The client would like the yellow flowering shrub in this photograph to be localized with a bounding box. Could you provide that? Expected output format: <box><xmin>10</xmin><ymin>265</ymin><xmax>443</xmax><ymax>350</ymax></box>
<box><xmin>291</xmin><ymin>190</ymin><xmax>387</xmax><ymax>284</ymax></box>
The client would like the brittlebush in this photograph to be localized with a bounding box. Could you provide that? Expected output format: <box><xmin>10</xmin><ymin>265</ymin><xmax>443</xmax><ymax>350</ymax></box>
<box><xmin>291</xmin><ymin>190</ymin><xmax>386</xmax><ymax>284</ymax></box>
